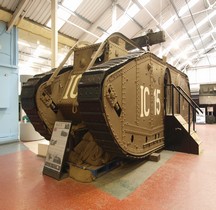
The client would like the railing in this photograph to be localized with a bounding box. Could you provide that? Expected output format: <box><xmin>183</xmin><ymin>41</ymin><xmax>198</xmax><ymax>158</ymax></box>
<box><xmin>166</xmin><ymin>84</ymin><xmax>203</xmax><ymax>134</ymax></box>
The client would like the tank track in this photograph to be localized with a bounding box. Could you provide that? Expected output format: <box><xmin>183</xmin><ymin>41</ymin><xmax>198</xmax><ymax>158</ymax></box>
<box><xmin>78</xmin><ymin>52</ymin><xmax>146</xmax><ymax>158</ymax></box>
<box><xmin>22</xmin><ymin>52</ymin><xmax>154</xmax><ymax>158</ymax></box>
<box><xmin>21</xmin><ymin>66</ymin><xmax>72</xmax><ymax>140</ymax></box>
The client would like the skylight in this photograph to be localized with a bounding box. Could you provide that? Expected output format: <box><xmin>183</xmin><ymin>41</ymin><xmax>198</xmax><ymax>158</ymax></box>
<box><xmin>188</xmin><ymin>9</ymin><xmax>216</xmax><ymax>35</ymax></box>
<box><xmin>46</xmin><ymin>0</ymin><xmax>83</xmax><ymax>31</ymax></box>
<box><xmin>46</xmin><ymin>7</ymin><xmax>71</xmax><ymax>30</ymax></box>
<box><xmin>178</xmin><ymin>0</ymin><xmax>199</xmax><ymax>17</ymax></box>
<box><xmin>161</xmin><ymin>0</ymin><xmax>199</xmax><ymax>31</ymax></box>
<box><xmin>138</xmin><ymin>0</ymin><xmax>150</xmax><ymax>7</ymax></box>
<box><xmin>62</xmin><ymin>0</ymin><xmax>83</xmax><ymax>12</ymax></box>
<box><xmin>196</xmin><ymin>40</ymin><xmax>216</xmax><ymax>56</ymax></box>
<box><xmin>170</xmin><ymin>17</ymin><xmax>216</xmax><ymax>64</ymax></box>
<box><xmin>97</xmin><ymin>3</ymin><xmax>140</xmax><ymax>43</ymax></box>
<box><xmin>193</xmin><ymin>29</ymin><xmax>215</xmax><ymax>46</ymax></box>
<box><xmin>127</xmin><ymin>4</ymin><xmax>140</xmax><ymax>17</ymax></box>
<box><xmin>107</xmin><ymin>15</ymin><xmax>130</xmax><ymax>34</ymax></box>
<box><xmin>58</xmin><ymin>7</ymin><xmax>71</xmax><ymax>21</ymax></box>
<box><xmin>161</xmin><ymin>15</ymin><xmax>176</xmax><ymax>30</ymax></box>
<box><xmin>163</xmin><ymin>0</ymin><xmax>210</xmax><ymax>61</ymax></box>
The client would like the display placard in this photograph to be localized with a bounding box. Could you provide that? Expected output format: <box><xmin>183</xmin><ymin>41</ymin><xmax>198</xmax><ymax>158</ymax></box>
<box><xmin>43</xmin><ymin>121</ymin><xmax>72</xmax><ymax>180</ymax></box>
<box><xmin>196</xmin><ymin>108</ymin><xmax>206</xmax><ymax>124</ymax></box>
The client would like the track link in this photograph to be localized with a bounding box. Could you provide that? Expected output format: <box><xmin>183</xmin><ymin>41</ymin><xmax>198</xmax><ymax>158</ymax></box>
<box><xmin>21</xmin><ymin>52</ymin><xmax>148</xmax><ymax>158</ymax></box>
<box><xmin>21</xmin><ymin>66</ymin><xmax>72</xmax><ymax>140</ymax></box>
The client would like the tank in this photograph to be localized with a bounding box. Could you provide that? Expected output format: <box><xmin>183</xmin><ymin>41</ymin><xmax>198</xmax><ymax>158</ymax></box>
<box><xmin>21</xmin><ymin>32</ymin><xmax>201</xmax><ymax>159</ymax></box>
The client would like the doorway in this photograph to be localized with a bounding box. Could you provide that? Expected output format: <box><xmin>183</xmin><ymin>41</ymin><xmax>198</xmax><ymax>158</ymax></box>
<box><xmin>164</xmin><ymin>68</ymin><xmax>172</xmax><ymax>115</ymax></box>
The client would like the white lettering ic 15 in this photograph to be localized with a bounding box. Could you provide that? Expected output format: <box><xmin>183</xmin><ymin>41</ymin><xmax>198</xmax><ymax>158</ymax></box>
<box><xmin>140</xmin><ymin>85</ymin><xmax>161</xmax><ymax>117</ymax></box>
<box><xmin>63</xmin><ymin>74</ymin><xmax>82</xmax><ymax>99</ymax></box>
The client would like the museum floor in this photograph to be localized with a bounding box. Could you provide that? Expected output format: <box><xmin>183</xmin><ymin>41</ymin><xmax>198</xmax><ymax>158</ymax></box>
<box><xmin>0</xmin><ymin>124</ymin><xmax>215</xmax><ymax>210</ymax></box>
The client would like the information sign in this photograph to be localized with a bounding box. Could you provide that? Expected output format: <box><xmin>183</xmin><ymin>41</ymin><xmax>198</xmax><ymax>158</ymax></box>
<box><xmin>43</xmin><ymin>121</ymin><xmax>72</xmax><ymax>180</ymax></box>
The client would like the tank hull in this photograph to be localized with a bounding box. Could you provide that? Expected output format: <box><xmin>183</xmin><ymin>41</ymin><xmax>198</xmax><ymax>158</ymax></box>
<box><xmin>78</xmin><ymin>52</ymin><xmax>190</xmax><ymax>158</ymax></box>
<box><xmin>21</xmin><ymin>51</ymin><xmax>191</xmax><ymax>158</ymax></box>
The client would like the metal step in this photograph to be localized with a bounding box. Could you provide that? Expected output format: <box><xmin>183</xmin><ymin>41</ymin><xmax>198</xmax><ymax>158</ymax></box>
<box><xmin>165</xmin><ymin>114</ymin><xmax>202</xmax><ymax>155</ymax></box>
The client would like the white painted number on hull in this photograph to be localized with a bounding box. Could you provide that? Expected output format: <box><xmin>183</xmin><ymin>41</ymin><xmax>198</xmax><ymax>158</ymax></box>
<box><xmin>154</xmin><ymin>89</ymin><xmax>161</xmax><ymax>115</ymax></box>
<box><xmin>140</xmin><ymin>86</ymin><xmax>150</xmax><ymax>117</ymax></box>
<box><xmin>140</xmin><ymin>85</ymin><xmax>161</xmax><ymax>117</ymax></box>
<box><xmin>63</xmin><ymin>74</ymin><xmax>82</xmax><ymax>99</ymax></box>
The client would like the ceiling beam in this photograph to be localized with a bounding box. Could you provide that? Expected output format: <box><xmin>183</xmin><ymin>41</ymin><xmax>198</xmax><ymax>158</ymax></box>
<box><xmin>78</xmin><ymin>3</ymin><xmax>113</xmax><ymax>41</ymax></box>
<box><xmin>0</xmin><ymin>9</ymin><xmax>77</xmax><ymax>47</ymax></box>
<box><xmin>186</xmin><ymin>0</ymin><xmax>211</xmax><ymax>66</ymax></box>
<box><xmin>169</xmin><ymin>0</ymin><xmax>199</xmax><ymax>65</ymax></box>
<box><xmin>51</xmin><ymin>0</ymin><xmax>58</xmax><ymax>68</ymax></box>
<box><xmin>117</xmin><ymin>4</ymin><xmax>143</xmax><ymax>31</ymax></box>
<box><xmin>7</xmin><ymin>0</ymin><xmax>29</xmax><ymax>32</ymax></box>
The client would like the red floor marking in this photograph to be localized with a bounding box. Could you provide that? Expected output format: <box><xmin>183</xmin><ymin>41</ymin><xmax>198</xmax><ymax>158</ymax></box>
<box><xmin>0</xmin><ymin>124</ymin><xmax>215</xmax><ymax>209</ymax></box>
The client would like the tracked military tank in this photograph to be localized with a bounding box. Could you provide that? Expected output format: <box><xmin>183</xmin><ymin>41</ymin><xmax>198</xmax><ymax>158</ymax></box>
<box><xmin>21</xmin><ymin>31</ymin><xmax>201</xmax><ymax>159</ymax></box>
